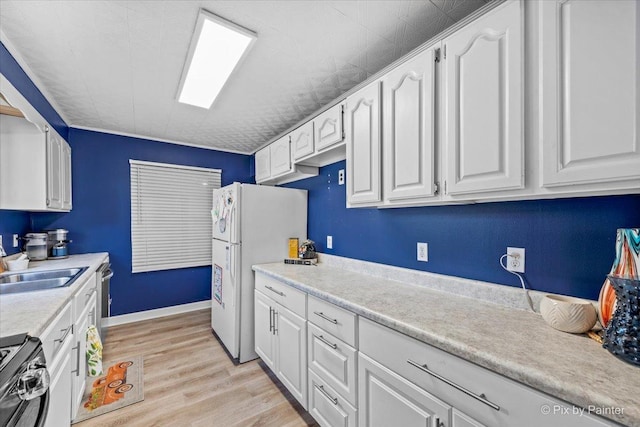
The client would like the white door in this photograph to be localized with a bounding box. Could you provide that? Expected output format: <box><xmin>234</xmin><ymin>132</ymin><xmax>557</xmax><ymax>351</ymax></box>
<box><xmin>45</xmin><ymin>336</ymin><xmax>73</xmax><ymax>427</ymax></box>
<box><xmin>212</xmin><ymin>184</ymin><xmax>239</xmax><ymax>244</ymax></box>
<box><xmin>539</xmin><ymin>0</ymin><xmax>640</xmax><ymax>187</ymax></box>
<box><xmin>383</xmin><ymin>47</ymin><xmax>437</xmax><ymax>202</ymax></box>
<box><xmin>292</xmin><ymin>121</ymin><xmax>315</xmax><ymax>160</ymax></box>
<box><xmin>358</xmin><ymin>353</ymin><xmax>451</xmax><ymax>427</ymax></box>
<box><xmin>211</xmin><ymin>238</ymin><xmax>240</xmax><ymax>359</ymax></box>
<box><xmin>314</xmin><ymin>103</ymin><xmax>344</xmax><ymax>151</ymax></box>
<box><xmin>47</xmin><ymin>130</ymin><xmax>63</xmax><ymax>209</ymax></box>
<box><xmin>254</xmin><ymin>291</ymin><xmax>276</xmax><ymax>370</ymax></box>
<box><xmin>71</xmin><ymin>308</ymin><xmax>89</xmax><ymax>416</ymax></box>
<box><xmin>270</xmin><ymin>135</ymin><xmax>292</xmax><ymax>177</ymax></box>
<box><xmin>61</xmin><ymin>140</ymin><xmax>72</xmax><ymax>210</ymax></box>
<box><xmin>255</xmin><ymin>146</ymin><xmax>271</xmax><ymax>183</ymax></box>
<box><xmin>275</xmin><ymin>303</ymin><xmax>307</xmax><ymax>409</ymax></box>
<box><xmin>346</xmin><ymin>81</ymin><xmax>382</xmax><ymax>206</ymax></box>
<box><xmin>443</xmin><ymin>0</ymin><xmax>523</xmax><ymax>196</ymax></box>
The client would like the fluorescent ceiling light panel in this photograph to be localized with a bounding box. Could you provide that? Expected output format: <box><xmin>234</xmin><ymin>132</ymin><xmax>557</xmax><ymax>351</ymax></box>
<box><xmin>177</xmin><ymin>10</ymin><xmax>256</xmax><ymax>109</ymax></box>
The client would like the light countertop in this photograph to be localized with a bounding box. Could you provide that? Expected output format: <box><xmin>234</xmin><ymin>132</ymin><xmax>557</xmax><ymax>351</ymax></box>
<box><xmin>0</xmin><ymin>253</ymin><xmax>109</xmax><ymax>338</ymax></box>
<box><xmin>253</xmin><ymin>260</ymin><xmax>639</xmax><ymax>427</ymax></box>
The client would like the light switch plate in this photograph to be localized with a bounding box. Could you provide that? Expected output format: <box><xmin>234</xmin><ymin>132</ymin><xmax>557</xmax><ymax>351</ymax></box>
<box><xmin>13</xmin><ymin>234</ymin><xmax>19</xmax><ymax>248</ymax></box>
<box><xmin>327</xmin><ymin>235</ymin><xmax>333</xmax><ymax>249</ymax></box>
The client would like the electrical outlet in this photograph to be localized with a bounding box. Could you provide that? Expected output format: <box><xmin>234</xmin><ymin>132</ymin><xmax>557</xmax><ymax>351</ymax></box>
<box><xmin>338</xmin><ymin>169</ymin><xmax>345</xmax><ymax>185</ymax></box>
<box><xmin>417</xmin><ymin>242</ymin><xmax>428</xmax><ymax>262</ymax></box>
<box><xmin>13</xmin><ymin>234</ymin><xmax>19</xmax><ymax>248</ymax></box>
<box><xmin>506</xmin><ymin>247</ymin><xmax>525</xmax><ymax>273</ymax></box>
<box><xmin>327</xmin><ymin>235</ymin><xmax>333</xmax><ymax>249</ymax></box>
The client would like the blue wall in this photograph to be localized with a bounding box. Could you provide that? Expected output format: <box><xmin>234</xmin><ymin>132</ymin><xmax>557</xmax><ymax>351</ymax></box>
<box><xmin>0</xmin><ymin>211</ymin><xmax>31</xmax><ymax>256</ymax></box>
<box><xmin>286</xmin><ymin>161</ymin><xmax>640</xmax><ymax>300</ymax></box>
<box><xmin>31</xmin><ymin>129</ymin><xmax>252</xmax><ymax>315</ymax></box>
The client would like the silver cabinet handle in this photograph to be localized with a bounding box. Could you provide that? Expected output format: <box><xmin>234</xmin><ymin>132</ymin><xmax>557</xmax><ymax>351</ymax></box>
<box><xmin>269</xmin><ymin>307</ymin><xmax>273</xmax><ymax>332</ymax></box>
<box><xmin>314</xmin><ymin>334</ymin><xmax>337</xmax><ymax>349</ymax></box>
<box><xmin>71</xmin><ymin>343</ymin><xmax>81</xmax><ymax>376</ymax></box>
<box><xmin>272</xmin><ymin>310</ymin><xmax>278</xmax><ymax>335</ymax></box>
<box><xmin>313</xmin><ymin>311</ymin><xmax>338</xmax><ymax>324</ymax></box>
<box><xmin>54</xmin><ymin>325</ymin><xmax>73</xmax><ymax>344</ymax></box>
<box><xmin>265</xmin><ymin>285</ymin><xmax>285</xmax><ymax>297</ymax></box>
<box><xmin>314</xmin><ymin>384</ymin><xmax>338</xmax><ymax>405</ymax></box>
<box><xmin>407</xmin><ymin>359</ymin><xmax>500</xmax><ymax>411</ymax></box>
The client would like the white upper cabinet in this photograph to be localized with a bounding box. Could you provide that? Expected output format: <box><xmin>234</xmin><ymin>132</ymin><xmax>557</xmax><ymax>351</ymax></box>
<box><xmin>539</xmin><ymin>0</ymin><xmax>640</xmax><ymax>187</ymax></box>
<box><xmin>291</xmin><ymin>121</ymin><xmax>315</xmax><ymax>161</ymax></box>
<box><xmin>383</xmin><ymin>47</ymin><xmax>437</xmax><ymax>203</ymax></box>
<box><xmin>62</xmin><ymin>141</ymin><xmax>72</xmax><ymax>210</ymax></box>
<box><xmin>47</xmin><ymin>130</ymin><xmax>63</xmax><ymax>210</ymax></box>
<box><xmin>443</xmin><ymin>0</ymin><xmax>523</xmax><ymax>196</ymax></box>
<box><xmin>270</xmin><ymin>135</ymin><xmax>293</xmax><ymax>177</ymax></box>
<box><xmin>255</xmin><ymin>145</ymin><xmax>271</xmax><ymax>183</ymax></box>
<box><xmin>346</xmin><ymin>81</ymin><xmax>382</xmax><ymax>206</ymax></box>
<box><xmin>314</xmin><ymin>104</ymin><xmax>344</xmax><ymax>152</ymax></box>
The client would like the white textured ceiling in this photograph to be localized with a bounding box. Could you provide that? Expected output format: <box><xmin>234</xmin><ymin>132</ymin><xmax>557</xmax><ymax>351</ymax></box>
<box><xmin>0</xmin><ymin>0</ymin><xmax>487</xmax><ymax>154</ymax></box>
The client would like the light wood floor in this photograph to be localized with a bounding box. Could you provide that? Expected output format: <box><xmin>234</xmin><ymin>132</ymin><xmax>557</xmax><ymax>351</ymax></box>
<box><xmin>75</xmin><ymin>309</ymin><xmax>317</xmax><ymax>427</ymax></box>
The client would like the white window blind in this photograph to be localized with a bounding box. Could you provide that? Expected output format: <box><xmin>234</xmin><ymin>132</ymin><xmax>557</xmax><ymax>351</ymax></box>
<box><xmin>130</xmin><ymin>160</ymin><xmax>221</xmax><ymax>273</ymax></box>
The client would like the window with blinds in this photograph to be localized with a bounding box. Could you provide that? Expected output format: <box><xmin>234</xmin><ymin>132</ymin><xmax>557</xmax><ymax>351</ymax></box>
<box><xmin>130</xmin><ymin>160</ymin><xmax>221</xmax><ymax>273</ymax></box>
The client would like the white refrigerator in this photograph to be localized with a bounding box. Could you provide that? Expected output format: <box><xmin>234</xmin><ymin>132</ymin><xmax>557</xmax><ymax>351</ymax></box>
<box><xmin>211</xmin><ymin>182</ymin><xmax>307</xmax><ymax>363</ymax></box>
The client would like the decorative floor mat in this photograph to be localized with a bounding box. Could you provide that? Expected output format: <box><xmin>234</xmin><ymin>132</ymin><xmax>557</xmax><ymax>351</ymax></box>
<box><xmin>72</xmin><ymin>356</ymin><xmax>144</xmax><ymax>424</ymax></box>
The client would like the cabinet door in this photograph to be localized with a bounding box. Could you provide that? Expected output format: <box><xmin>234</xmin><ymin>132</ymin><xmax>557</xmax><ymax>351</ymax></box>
<box><xmin>314</xmin><ymin>103</ymin><xmax>344</xmax><ymax>151</ymax></box>
<box><xmin>61</xmin><ymin>140</ymin><xmax>72</xmax><ymax>210</ymax></box>
<box><xmin>71</xmin><ymin>308</ymin><xmax>89</xmax><ymax>417</ymax></box>
<box><xmin>452</xmin><ymin>409</ymin><xmax>488</xmax><ymax>427</ymax></box>
<box><xmin>443</xmin><ymin>0</ymin><xmax>523</xmax><ymax>195</ymax></box>
<box><xmin>346</xmin><ymin>81</ymin><xmax>382</xmax><ymax>206</ymax></box>
<box><xmin>254</xmin><ymin>291</ymin><xmax>276</xmax><ymax>371</ymax></box>
<box><xmin>47</xmin><ymin>130</ymin><xmax>63</xmax><ymax>209</ymax></box>
<box><xmin>383</xmin><ymin>47</ymin><xmax>437</xmax><ymax>202</ymax></box>
<box><xmin>45</xmin><ymin>333</ymin><xmax>73</xmax><ymax>427</ymax></box>
<box><xmin>275</xmin><ymin>303</ymin><xmax>307</xmax><ymax>409</ymax></box>
<box><xmin>255</xmin><ymin>146</ymin><xmax>271</xmax><ymax>183</ymax></box>
<box><xmin>270</xmin><ymin>135</ymin><xmax>292</xmax><ymax>177</ymax></box>
<box><xmin>359</xmin><ymin>353</ymin><xmax>450</xmax><ymax>427</ymax></box>
<box><xmin>539</xmin><ymin>0</ymin><xmax>640</xmax><ymax>186</ymax></box>
<box><xmin>292</xmin><ymin>121</ymin><xmax>315</xmax><ymax>160</ymax></box>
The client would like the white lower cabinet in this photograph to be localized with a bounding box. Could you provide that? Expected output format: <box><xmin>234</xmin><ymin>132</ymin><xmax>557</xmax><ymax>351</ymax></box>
<box><xmin>359</xmin><ymin>352</ymin><xmax>450</xmax><ymax>427</ymax></box>
<box><xmin>309</xmin><ymin>369</ymin><xmax>358</xmax><ymax>427</ymax></box>
<box><xmin>41</xmin><ymin>302</ymin><xmax>74</xmax><ymax>427</ymax></box>
<box><xmin>254</xmin><ymin>275</ymin><xmax>308</xmax><ymax>409</ymax></box>
<box><xmin>359</xmin><ymin>317</ymin><xmax>614</xmax><ymax>427</ymax></box>
<box><xmin>71</xmin><ymin>274</ymin><xmax>98</xmax><ymax>418</ymax></box>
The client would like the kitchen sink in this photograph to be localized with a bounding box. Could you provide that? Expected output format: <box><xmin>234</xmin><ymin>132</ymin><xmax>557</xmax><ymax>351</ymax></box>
<box><xmin>0</xmin><ymin>267</ymin><xmax>88</xmax><ymax>295</ymax></box>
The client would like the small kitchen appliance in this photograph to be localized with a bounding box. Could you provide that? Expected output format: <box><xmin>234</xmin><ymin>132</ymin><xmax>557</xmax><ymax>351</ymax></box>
<box><xmin>46</xmin><ymin>229</ymin><xmax>70</xmax><ymax>259</ymax></box>
<box><xmin>23</xmin><ymin>233</ymin><xmax>48</xmax><ymax>261</ymax></box>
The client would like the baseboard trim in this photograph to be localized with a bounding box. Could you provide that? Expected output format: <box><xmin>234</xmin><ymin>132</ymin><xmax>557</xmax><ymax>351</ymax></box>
<box><xmin>102</xmin><ymin>300</ymin><xmax>211</xmax><ymax>328</ymax></box>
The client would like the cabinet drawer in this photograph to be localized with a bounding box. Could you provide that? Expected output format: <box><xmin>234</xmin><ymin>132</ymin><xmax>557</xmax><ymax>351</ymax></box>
<box><xmin>40</xmin><ymin>302</ymin><xmax>73</xmax><ymax>365</ymax></box>
<box><xmin>308</xmin><ymin>295</ymin><xmax>357</xmax><ymax>347</ymax></box>
<box><xmin>359</xmin><ymin>318</ymin><xmax>613</xmax><ymax>427</ymax></box>
<box><xmin>73</xmin><ymin>271</ymin><xmax>97</xmax><ymax>318</ymax></box>
<box><xmin>255</xmin><ymin>272</ymin><xmax>306</xmax><ymax>318</ymax></box>
<box><xmin>308</xmin><ymin>322</ymin><xmax>358</xmax><ymax>406</ymax></box>
<box><xmin>309</xmin><ymin>369</ymin><xmax>357</xmax><ymax>427</ymax></box>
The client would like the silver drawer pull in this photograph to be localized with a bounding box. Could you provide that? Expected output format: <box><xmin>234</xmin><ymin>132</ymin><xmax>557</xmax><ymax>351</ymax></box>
<box><xmin>54</xmin><ymin>325</ymin><xmax>73</xmax><ymax>344</ymax></box>
<box><xmin>313</xmin><ymin>311</ymin><xmax>338</xmax><ymax>324</ymax></box>
<box><xmin>407</xmin><ymin>359</ymin><xmax>500</xmax><ymax>411</ymax></box>
<box><xmin>314</xmin><ymin>334</ymin><xmax>337</xmax><ymax>349</ymax></box>
<box><xmin>265</xmin><ymin>285</ymin><xmax>285</xmax><ymax>297</ymax></box>
<box><xmin>314</xmin><ymin>384</ymin><xmax>338</xmax><ymax>405</ymax></box>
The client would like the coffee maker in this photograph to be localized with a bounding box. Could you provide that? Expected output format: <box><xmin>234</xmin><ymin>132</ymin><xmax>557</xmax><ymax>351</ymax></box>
<box><xmin>47</xmin><ymin>229</ymin><xmax>70</xmax><ymax>259</ymax></box>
